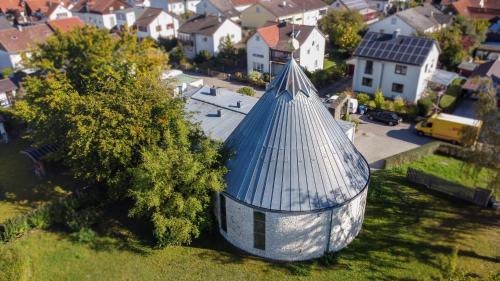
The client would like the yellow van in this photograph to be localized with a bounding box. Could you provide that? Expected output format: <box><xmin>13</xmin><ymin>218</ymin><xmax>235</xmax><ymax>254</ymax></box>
<box><xmin>415</xmin><ymin>113</ymin><xmax>482</xmax><ymax>145</ymax></box>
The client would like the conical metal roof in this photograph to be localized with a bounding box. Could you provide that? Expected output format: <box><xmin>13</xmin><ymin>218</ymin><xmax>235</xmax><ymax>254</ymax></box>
<box><xmin>224</xmin><ymin>59</ymin><xmax>370</xmax><ymax>212</ymax></box>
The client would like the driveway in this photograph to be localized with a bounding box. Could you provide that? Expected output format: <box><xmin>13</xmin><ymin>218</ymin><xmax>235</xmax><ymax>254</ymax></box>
<box><xmin>352</xmin><ymin>114</ymin><xmax>432</xmax><ymax>169</ymax></box>
<box><xmin>453</xmin><ymin>98</ymin><xmax>477</xmax><ymax>119</ymax></box>
<box><xmin>183</xmin><ymin>71</ymin><xmax>266</xmax><ymax>97</ymax></box>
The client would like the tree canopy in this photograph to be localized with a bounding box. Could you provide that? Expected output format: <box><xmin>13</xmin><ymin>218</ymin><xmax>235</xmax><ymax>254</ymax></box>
<box><xmin>318</xmin><ymin>10</ymin><xmax>366</xmax><ymax>53</ymax></box>
<box><xmin>16</xmin><ymin>26</ymin><xmax>226</xmax><ymax>246</ymax></box>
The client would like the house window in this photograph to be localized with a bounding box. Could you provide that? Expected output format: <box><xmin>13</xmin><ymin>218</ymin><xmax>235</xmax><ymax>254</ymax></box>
<box><xmin>256</xmin><ymin>6</ymin><xmax>260</xmax><ymax>13</ymax></box>
<box><xmin>319</xmin><ymin>9</ymin><xmax>327</xmax><ymax>15</ymax></box>
<box><xmin>256</xmin><ymin>35</ymin><xmax>260</xmax><ymax>41</ymax></box>
<box><xmin>365</xmin><ymin>60</ymin><xmax>373</xmax><ymax>75</ymax></box>
<box><xmin>253</xmin><ymin>62</ymin><xmax>264</xmax><ymax>72</ymax></box>
<box><xmin>252</xmin><ymin>53</ymin><xmax>264</xmax><ymax>58</ymax></box>
<box><xmin>117</xmin><ymin>13</ymin><xmax>125</xmax><ymax>20</ymax></box>
<box><xmin>315</xmin><ymin>60</ymin><xmax>318</xmax><ymax>67</ymax></box>
<box><xmin>231</xmin><ymin>34</ymin><xmax>235</xmax><ymax>38</ymax></box>
<box><xmin>56</xmin><ymin>12</ymin><xmax>68</xmax><ymax>18</ymax></box>
<box><xmin>166</xmin><ymin>23</ymin><xmax>174</xmax><ymax>29</ymax></box>
<box><xmin>307</xmin><ymin>49</ymin><xmax>311</xmax><ymax>54</ymax></box>
<box><xmin>219</xmin><ymin>194</ymin><xmax>227</xmax><ymax>232</ymax></box>
<box><xmin>362</xmin><ymin>77</ymin><xmax>373</xmax><ymax>87</ymax></box>
<box><xmin>425</xmin><ymin>64</ymin><xmax>428</xmax><ymax>72</ymax></box>
<box><xmin>156</xmin><ymin>25</ymin><xmax>162</xmax><ymax>31</ymax></box>
<box><xmin>392</xmin><ymin>83</ymin><xmax>404</xmax><ymax>93</ymax></box>
<box><xmin>253</xmin><ymin>211</ymin><xmax>265</xmax><ymax>250</ymax></box>
<box><xmin>203</xmin><ymin>37</ymin><xmax>208</xmax><ymax>42</ymax></box>
<box><xmin>395</xmin><ymin>64</ymin><xmax>407</xmax><ymax>75</ymax></box>
<box><xmin>138</xmin><ymin>26</ymin><xmax>147</xmax><ymax>32</ymax></box>
<box><xmin>312</xmin><ymin>41</ymin><xmax>315</xmax><ymax>46</ymax></box>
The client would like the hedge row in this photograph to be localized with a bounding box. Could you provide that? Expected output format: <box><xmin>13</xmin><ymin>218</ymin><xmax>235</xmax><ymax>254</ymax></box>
<box><xmin>0</xmin><ymin>185</ymin><xmax>104</xmax><ymax>244</ymax></box>
<box><xmin>384</xmin><ymin>141</ymin><xmax>445</xmax><ymax>169</ymax></box>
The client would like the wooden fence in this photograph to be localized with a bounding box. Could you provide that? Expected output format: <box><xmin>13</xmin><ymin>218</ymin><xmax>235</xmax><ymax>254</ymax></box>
<box><xmin>406</xmin><ymin>168</ymin><xmax>492</xmax><ymax>207</ymax></box>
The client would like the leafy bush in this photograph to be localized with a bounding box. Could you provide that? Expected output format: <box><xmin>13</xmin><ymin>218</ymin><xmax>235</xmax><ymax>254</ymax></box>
<box><xmin>262</xmin><ymin>73</ymin><xmax>270</xmax><ymax>82</ymax></box>
<box><xmin>247</xmin><ymin>71</ymin><xmax>266</xmax><ymax>88</ymax></box>
<box><xmin>384</xmin><ymin>100</ymin><xmax>394</xmax><ymax>111</ymax></box>
<box><xmin>357</xmin><ymin>93</ymin><xmax>370</xmax><ymax>105</ymax></box>
<box><xmin>194</xmin><ymin>50</ymin><xmax>212</xmax><ymax>64</ymax></box>
<box><xmin>27</xmin><ymin>205</ymin><xmax>51</xmax><ymax>229</ymax></box>
<box><xmin>0</xmin><ymin>247</ymin><xmax>30</xmax><ymax>281</ymax></box>
<box><xmin>169</xmin><ymin>46</ymin><xmax>186</xmax><ymax>65</ymax></box>
<box><xmin>71</xmin><ymin>227</ymin><xmax>96</xmax><ymax>243</ymax></box>
<box><xmin>233</xmin><ymin>72</ymin><xmax>246</xmax><ymax>82</ymax></box>
<box><xmin>237</xmin><ymin>87</ymin><xmax>256</xmax><ymax>96</ymax></box>
<box><xmin>393</xmin><ymin>96</ymin><xmax>405</xmax><ymax>113</ymax></box>
<box><xmin>367</xmin><ymin>100</ymin><xmax>376</xmax><ymax>109</ymax></box>
<box><xmin>417</xmin><ymin>97</ymin><xmax>433</xmax><ymax>116</ymax></box>
<box><xmin>1</xmin><ymin>216</ymin><xmax>29</xmax><ymax>242</ymax></box>
<box><xmin>65</xmin><ymin>207</ymin><xmax>99</xmax><ymax>232</ymax></box>
<box><xmin>158</xmin><ymin>38</ymin><xmax>178</xmax><ymax>52</ymax></box>
<box><xmin>374</xmin><ymin>89</ymin><xmax>385</xmax><ymax>109</ymax></box>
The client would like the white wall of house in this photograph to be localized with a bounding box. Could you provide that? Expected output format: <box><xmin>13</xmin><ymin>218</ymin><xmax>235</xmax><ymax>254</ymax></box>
<box><xmin>246</xmin><ymin>33</ymin><xmax>270</xmax><ymax>73</ymax></box>
<box><xmin>186</xmin><ymin>0</ymin><xmax>200</xmax><ymax>12</ymax></box>
<box><xmin>182</xmin><ymin>19</ymin><xmax>241</xmax><ymax>58</ymax></box>
<box><xmin>115</xmin><ymin>10</ymin><xmax>137</xmax><ymax>27</ymax></box>
<box><xmin>212</xmin><ymin>19</ymin><xmax>241</xmax><ymax>55</ymax></box>
<box><xmin>368</xmin><ymin>15</ymin><xmax>416</xmax><ymax>35</ymax></box>
<box><xmin>76</xmin><ymin>12</ymin><xmax>117</xmax><ymax>29</ymax></box>
<box><xmin>48</xmin><ymin>5</ymin><xmax>73</xmax><ymax>20</ymax></box>
<box><xmin>168</xmin><ymin>1</ymin><xmax>186</xmax><ymax>15</ymax></box>
<box><xmin>351</xmin><ymin>44</ymin><xmax>439</xmax><ymax>102</ymax></box>
<box><xmin>277</xmin><ymin>9</ymin><xmax>326</xmax><ymax>27</ymax></box>
<box><xmin>138</xmin><ymin>11</ymin><xmax>179</xmax><ymax>39</ymax></box>
<box><xmin>298</xmin><ymin>28</ymin><xmax>325</xmax><ymax>72</ymax></box>
<box><xmin>214</xmin><ymin>188</ymin><xmax>367</xmax><ymax>261</ymax></box>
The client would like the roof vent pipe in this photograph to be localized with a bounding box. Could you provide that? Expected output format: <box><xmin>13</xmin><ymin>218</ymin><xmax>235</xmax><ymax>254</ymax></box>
<box><xmin>393</xmin><ymin>28</ymin><xmax>400</xmax><ymax>39</ymax></box>
<box><xmin>217</xmin><ymin>109</ymin><xmax>223</xmax><ymax>117</ymax></box>
<box><xmin>237</xmin><ymin>101</ymin><xmax>241</xmax><ymax>108</ymax></box>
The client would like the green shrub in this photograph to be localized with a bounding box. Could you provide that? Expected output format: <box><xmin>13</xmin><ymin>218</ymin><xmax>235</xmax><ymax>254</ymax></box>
<box><xmin>237</xmin><ymin>87</ymin><xmax>256</xmax><ymax>96</ymax></box>
<box><xmin>0</xmin><ymin>247</ymin><xmax>30</xmax><ymax>281</ymax></box>
<box><xmin>357</xmin><ymin>93</ymin><xmax>370</xmax><ymax>105</ymax></box>
<box><xmin>71</xmin><ymin>227</ymin><xmax>96</xmax><ymax>243</ymax></box>
<box><xmin>27</xmin><ymin>205</ymin><xmax>51</xmax><ymax>229</ymax></box>
<box><xmin>394</xmin><ymin>96</ymin><xmax>405</xmax><ymax>112</ymax></box>
<box><xmin>262</xmin><ymin>73</ymin><xmax>270</xmax><ymax>82</ymax></box>
<box><xmin>194</xmin><ymin>50</ymin><xmax>212</xmax><ymax>64</ymax></box>
<box><xmin>65</xmin><ymin>207</ymin><xmax>99</xmax><ymax>232</ymax></box>
<box><xmin>417</xmin><ymin>97</ymin><xmax>433</xmax><ymax>116</ymax></box>
<box><xmin>367</xmin><ymin>100</ymin><xmax>376</xmax><ymax>109</ymax></box>
<box><xmin>374</xmin><ymin>89</ymin><xmax>385</xmax><ymax>109</ymax></box>
<box><xmin>247</xmin><ymin>71</ymin><xmax>266</xmax><ymax>88</ymax></box>
<box><xmin>1</xmin><ymin>216</ymin><xmax>29</xmax><ymax>242</ymax></box>
<box><xmin>384</xmin><ymin>100</ymin><xmax>394</xmax><ymax>111</ymax></box>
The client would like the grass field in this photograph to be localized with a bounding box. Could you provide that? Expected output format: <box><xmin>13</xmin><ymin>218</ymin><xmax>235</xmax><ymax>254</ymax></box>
<box><xmin>0</xmin><ymin>137</ymin><xmax>80</xmax><ymax>223</ymax></box>
<box><xmin>1</xmin><ymin>168</ymin><xmax>499</xmax><ymax>281</ymax></box>
<box><xmin>408</xmin><ymin>154</ymin><xmax>496</xmax><ymax>190</ymax></box>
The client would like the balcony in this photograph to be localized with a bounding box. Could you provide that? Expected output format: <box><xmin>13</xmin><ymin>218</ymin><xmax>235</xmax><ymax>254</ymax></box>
<box><xmin>270</xmin><ymin>49</ymin><xmax>299</xmax><ymax>64</ymax></box>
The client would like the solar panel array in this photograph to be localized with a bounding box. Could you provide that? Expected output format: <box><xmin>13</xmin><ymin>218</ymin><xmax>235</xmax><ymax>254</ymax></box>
<box><xmin>354</xmin><ymin>32</ymin><xmax>436</xmax><ymax>66</ymax></box>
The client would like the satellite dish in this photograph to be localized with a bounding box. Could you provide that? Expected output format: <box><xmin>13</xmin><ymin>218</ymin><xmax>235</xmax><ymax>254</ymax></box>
<box><xmin>288</xmin><ymin>38</ymin><xmax>299</xmax><ymax>52</ymax></box>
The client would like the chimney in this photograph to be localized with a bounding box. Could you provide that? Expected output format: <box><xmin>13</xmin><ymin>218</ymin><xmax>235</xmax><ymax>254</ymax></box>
<box><xmin>209</xmin><ymin>86</ymin><xmax>217</xmax><ymax>96</ymax></box>
<box><xmin>479</xmin><ymin>0</ymin><xmax>484</xmax><ymax>8</ymax></box>
<box><xmin>217</xmin><ymin>13</ymin><xmax>222</xmax><ymax>22</ymax></box>
<box><xmin>430</xmin><ymin>11</ymin><xmax>434</xmax><ymax>18</ymax></box>
<box><xmin>237</xmin><ymin>101</ymin><xmax>241</xmax><ymax>108</ymax></box>
<box><xmin>393</xmin><ymin>28</ymin><xmax>400</xmax><ymax>39</ymax></box>
<box><xmin>217</xmin><ymin>109</ymin><xmax>223</xmax><ymax>117</ymax></box>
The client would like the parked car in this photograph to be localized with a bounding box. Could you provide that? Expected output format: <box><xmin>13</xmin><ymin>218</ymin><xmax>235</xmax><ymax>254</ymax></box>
<box><xmin>367</xmin><ymin>111</ymin><xmax>403</xmax><ymax>126</ymax></box>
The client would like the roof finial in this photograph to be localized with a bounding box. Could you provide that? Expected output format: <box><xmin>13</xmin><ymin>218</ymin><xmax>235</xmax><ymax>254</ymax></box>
<box><xmin>288</xmin><ymin>17</ymin><xmax>299</xmax><ymax>55</ymax></box>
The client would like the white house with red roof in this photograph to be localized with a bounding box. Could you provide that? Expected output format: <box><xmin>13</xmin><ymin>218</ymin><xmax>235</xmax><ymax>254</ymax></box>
<box><xmin>246</xmin><ymin>21</ymin><xmax>325</xmax><ymax>75</ymax></box>
<box><xmin>72</xmin><ymin>0</ymin><xmax>131</xmax><ymax>29</ymax></box>
<box><xmin>114</xmin><ymin>7</ymin><xmax>179</xmax><ymax>39</ymax></box>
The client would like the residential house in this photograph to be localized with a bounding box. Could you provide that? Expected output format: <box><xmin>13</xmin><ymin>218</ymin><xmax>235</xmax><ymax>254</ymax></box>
<box><xmin>351</xmin><ymin>31</ymin><xmax>440</xmax><ymax>102</ymax></box>
<box><xmin>72</xmin><ymin>0</ymin><xmax>131</xmax><ymax>29</ymax></box>
<box><xmin>146</xmin><ymin>0</ymin><xmax>200</xmax><ymax>14</ymax></box>
<box><xmin>0</xmin><ymin>0</ymin><xmax>24</xmax><ymax>14</ymax></box>
<box><xmin>0</xmin><ymin>24</ymin><xmax>53</xmax><ymax>70</ymax></box>
<box><xmin>246</xmin><ymin>21</ymin><xmax>325</xmax><ymax>75</ymax></box>
<box><xmin>0</xmin><ymin>78</ymin><xmax>18</xmax><ymax>107</ymax></box>
<box><xmin>177</xmin><ymin>14</ymin><xmax>242</xmax><ymax>59</ymax></box>
<box><xmin>368</xmin><ymin>0</ymin><xmax>393</xmax><ymax>14</ymax></box>
<box><xmin>196</xmin><ymin>0</ymin><xmax>255</xmax><ymax>21</ymax></box>
<box><xmin>330</xmin><ymin>0</ymin><xmax>379</xmax><ymax>24</ymax></box>
<box><xmin>46</xmin><ymin>17</ymin><xmax>86</xmax><ymax>32</ymax></box>
<box><xmin>25</xmin><ymin>0</ymin><xmax>73</xmax><ymax>20</ymax></box>
<box><xmin>369</xmin><ymin>4</ymin><xmax>453</xmax><ymax>36</ymax></box>
<box><xmin>115</xmin><ymin>7</ymin><xmax>179</xmax><ymax>39</ymax></box>
<box><xmin>240</xmin><ymin>0</ymin><xmax>329</xmax><ymax>29</ymax></box>
<box><xmin>462</xmin><ymin>58</ymin><xmax>500</xmax><ymax>93</ymax></box>
<box><xmin>451</xmin><ymin>0</ymin><xmax>500</xmax><ymax>20</ymax></box>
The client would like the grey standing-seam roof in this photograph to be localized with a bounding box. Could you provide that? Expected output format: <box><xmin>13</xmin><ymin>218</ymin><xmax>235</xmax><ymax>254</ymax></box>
<box><xmin>223</xmin><ymin>59</ymin><xmax>370</xmax><ymax>212</ymax></box>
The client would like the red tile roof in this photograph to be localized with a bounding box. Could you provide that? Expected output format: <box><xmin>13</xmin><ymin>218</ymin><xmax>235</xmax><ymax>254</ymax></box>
<box><xmin>72</xmin><ymin>0</ymin><xmax>131</xmax><ymax>15</ymax></box>
<box><xmin>47</xmin><ymin>17</ymin><xmax>85</xmax><ymax>32</ymax></box>
<box><xmin>256</xmin><ymin>22</ymin><xmax>317</xmax><ymax>51</ymax></box>
<box><xmin>451</xmin><ymin>0</ymin><xmax>500</xmax><ymax>20</ymax></box>
<box><xmin>232</xmin><ymin>0</ymin><xmax>259</xmax><ymax>5</ymax></box>
<box><xmin>0</xmin><ymin>24</ymin><xmax>53</xmax><ymax>52</ymax></box>
<box><xmin>0</xmin><ymin>0</ymin><xmax>24</xmax><ymax>13</ymax></box>
<box><xmin>25</xmin><ymin>0</ymin><xmax>65</xmax><ymax>14</ymax></box>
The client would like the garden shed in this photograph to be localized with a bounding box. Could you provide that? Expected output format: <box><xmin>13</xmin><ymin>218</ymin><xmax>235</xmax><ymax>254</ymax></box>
<box><xmin>215</xmin><ymin>59</ymin><xmax>371</xmax><ymax>261</ymax></box>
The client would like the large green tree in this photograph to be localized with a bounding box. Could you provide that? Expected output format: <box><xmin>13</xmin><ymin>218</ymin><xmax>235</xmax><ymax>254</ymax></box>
<box><xmin>318</xmin><ymin>10</ymin><xmax>366</xmax><ymax>53</ymax></box>
<box><xmin>16</xmin><ymin>27</ymin><xmax>226</xmax><ymax>245</ymax></box>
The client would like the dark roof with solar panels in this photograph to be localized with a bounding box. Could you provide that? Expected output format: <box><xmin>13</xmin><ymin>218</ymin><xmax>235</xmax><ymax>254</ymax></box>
<box><xmin>353</xmin><ymin>32</ymin><xmax>438</xmax><ymax>66</ymax></box>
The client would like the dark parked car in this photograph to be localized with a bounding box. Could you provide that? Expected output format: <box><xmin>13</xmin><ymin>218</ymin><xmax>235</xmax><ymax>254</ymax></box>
<box><xmin>367</xmin><ymin>111</ymin><xmax>403</xmax><ymax>126</ymax></box>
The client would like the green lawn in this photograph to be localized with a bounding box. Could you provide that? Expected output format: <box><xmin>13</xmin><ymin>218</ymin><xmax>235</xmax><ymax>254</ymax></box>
<box><xmin>408</xmin><ymin>154</ymin><xmax>496</xmax><ymax>190</ymax></box>
<box><xmin>0</xmin><ymin>137</ymin><xmax>80</xmax><ymax>223</ymax></box>
<box><xmin>1</xmin><ymin>169</ymin><xmax>499</xmax><ymax>280</ymax></box>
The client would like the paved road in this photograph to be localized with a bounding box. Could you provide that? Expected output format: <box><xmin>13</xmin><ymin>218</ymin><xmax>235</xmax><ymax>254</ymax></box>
<box><xmin>352</xmin><ymin>114</ymin><xmax>432</xmax><ymax>169</ymax></box>
<box><xmin>184</xmin><ymin>71</ymin><xmax>266</xmax><ymax>97</ymax></box>
<box><xmin>453</xmin><ymin>98</ymin><xmax>477</xmax><ymax>119</ymax></box>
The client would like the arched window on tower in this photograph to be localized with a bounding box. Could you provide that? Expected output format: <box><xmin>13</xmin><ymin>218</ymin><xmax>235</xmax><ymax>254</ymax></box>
<box><xmin>253</xmin><ymin>211</ymin><xmax>265</xmax><ymax>250</ymax></box>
